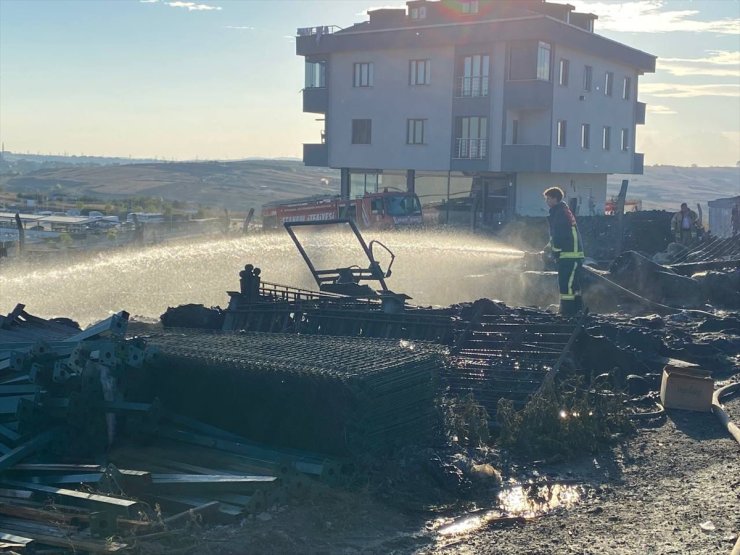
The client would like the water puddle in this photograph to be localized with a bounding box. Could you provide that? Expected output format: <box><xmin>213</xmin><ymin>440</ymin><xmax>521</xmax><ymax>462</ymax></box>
<box><xmin>433</xmin><ymin>482</ymin><xmax>586</xmax><ymax>539</ymax></box>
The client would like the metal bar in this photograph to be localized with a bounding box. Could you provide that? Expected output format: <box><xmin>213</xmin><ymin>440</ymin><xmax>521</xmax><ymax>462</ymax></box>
<box><xmin>0</xmin><ymin>480</ymin><xmax>143</xmax><ymax>518</ymax></box>
<box><xmin>162</xmin><ymin>500</ymin><xmax>221</xmax><ymax>526</ymax></box>
<box><xmin>283</xmin><ymin>222</ymin><xmax>322</xmax><ymax>289</ymax></box>
<box><xmin>0</xmin><ymin>531</ymin><xmax>35</xmax><ymax>550</ymax></box>
<box><xmin>535</xmin><ymin>311</ymin><xmax>587</xmax><ymax>396</ymax></box>
<box><xmin>66</xmin><ymin>311</ymin><xmax>129</xmax><ymax>342</ymax></box>
<box><xmin>0</xmin><ymin>521</ymin><xmax>127</xmax><ymax>553</ymax></box>
<box><xmin>0</xmin><ymin>429</ymin><xmax>58</xmax><ymax>471</ymax></box>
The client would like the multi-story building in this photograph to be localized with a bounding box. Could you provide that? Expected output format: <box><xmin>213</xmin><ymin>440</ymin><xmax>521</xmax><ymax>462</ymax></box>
<box><xmin>296</xmin><ymin>0</ymin><xmax>655</xmax><ymax>220</ymax></box>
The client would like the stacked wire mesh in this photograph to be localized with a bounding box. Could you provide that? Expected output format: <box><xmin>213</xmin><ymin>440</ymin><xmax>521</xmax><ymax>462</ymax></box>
<box><xmin>673</xmin><ymin>235</ymin><xmax>740</xmax><ymax>265</ymax></box>
<box><xmin>146</xmin><ymin>331</ymin><xmax>445</xmax><ymax>455</ymax></box>
<box><xmin>448</xmin><ymin>308</ymin><xmax>578</xmax><ymax>421</ymax></box>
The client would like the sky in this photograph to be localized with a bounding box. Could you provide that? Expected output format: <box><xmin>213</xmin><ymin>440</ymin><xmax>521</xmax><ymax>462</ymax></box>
<box><xmin>0</xmin><ymin>0</ymin><xmax>738</xmax><ymax>166</ymax></box>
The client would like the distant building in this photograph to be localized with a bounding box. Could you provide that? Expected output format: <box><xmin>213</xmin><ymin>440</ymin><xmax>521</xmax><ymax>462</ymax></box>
<box><xmin>296</xmin><ymin>0</ymin><xmax>656</xmax><ymax>220</ymax></box>
<box><xmin>708</xmin><ymin>195</ymin><xmax>740</xmax><ymax>238</ymax></box>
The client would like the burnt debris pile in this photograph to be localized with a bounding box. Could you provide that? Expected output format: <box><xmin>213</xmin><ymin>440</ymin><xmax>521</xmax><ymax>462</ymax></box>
<box><xmin>146</xmin><ymin>331</ymin><xmax>445</xmax><ymax>455</ymax></box>
<box><xmin>0</xmin><ymin>306</ymin><xmax>346</xmax><ymax>552</ymax></box>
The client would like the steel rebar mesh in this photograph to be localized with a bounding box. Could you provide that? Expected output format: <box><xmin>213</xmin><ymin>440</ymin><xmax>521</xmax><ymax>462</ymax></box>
<box><xmin>145</xmin><ymin>330</ymin><xmax>445</xmax><ymax>455</ymax></box>
<box><xmin>446</xmin><ymin>310</ymin><xmax>578</xmax><ymax>416</ymax></box>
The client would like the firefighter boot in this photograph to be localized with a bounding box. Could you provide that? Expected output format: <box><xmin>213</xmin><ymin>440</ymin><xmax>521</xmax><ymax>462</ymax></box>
<box><xmin>573</xmin><ymin>295</ymin><xmax>584</xmax><ymax>314</ymax></box>
<box><xmin>559</xmin><ymin>298</ymin><xmax>577</xmax><ymax>317</ymax></box>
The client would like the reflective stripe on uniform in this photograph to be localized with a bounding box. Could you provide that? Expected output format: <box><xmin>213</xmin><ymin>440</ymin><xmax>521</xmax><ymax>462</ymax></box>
<box><xmin>567</xmin><ymin>262</ymin><xmax>578</xmax><ymax>296</ymax></box>
<box><xmin>560</xmin><ymin>294</ymin><xmax>576</xmax><ymax>300</ymax></box>
<box><xmin>559</xmin><ymin>252</ymin><xmax>585</xmax><ymax>259</ymax></box>
<box><xmin>572</xmin><ymin>226</ymin><xmax>580</xmax><ymax>254</ymax></box>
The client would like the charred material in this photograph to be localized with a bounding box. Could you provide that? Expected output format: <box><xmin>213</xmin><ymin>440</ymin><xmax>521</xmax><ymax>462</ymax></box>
<box><xmin>447</xmin><ymin>302</ymin><xmax>582</xmax><ymax>420</ymax></box>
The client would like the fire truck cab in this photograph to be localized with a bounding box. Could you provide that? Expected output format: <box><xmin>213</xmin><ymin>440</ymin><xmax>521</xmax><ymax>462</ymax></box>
<box><xmin>262</xmin><ymin>190</ymin><xmax>422</xmax><ymax>230</ymax></box>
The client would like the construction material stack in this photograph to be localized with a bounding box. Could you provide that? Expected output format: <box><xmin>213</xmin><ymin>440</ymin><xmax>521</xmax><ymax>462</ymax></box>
<box><xmin>146</xmin><ymin>330</ymin><xmax>444</xmax><ymax>455</ymax></box>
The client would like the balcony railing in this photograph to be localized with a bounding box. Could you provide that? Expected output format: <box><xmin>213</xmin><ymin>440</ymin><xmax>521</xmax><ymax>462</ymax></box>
<box><xmin>454</xmin><ymin>138</ymin><xmax>488</xmax><ymax>159</ymax></box>
<box><xmin>501</xmin><ymin>145</ymin><xmax>551</xmax><ymax>172</ymax></box>
<box><xmin>636</xmin><ymin>102</ymin><xmax>646</xmax><ymax>125</ymax></box>
<box><xmin>303</xmin><ymin>144</ymin><xmax>328</xmax><ymax>167</ymax></box>
<box><xmin>302</xmin><ymin>87</ymin><xmax>328</xmax><ymax>113</ymax></box>
<box><xmin>632</xmin><ymin>152</ymin><xmax>644</xmax><ymax>174</ymax></box>
<box><xmin>296</xmin><ymin>25</ymin><xmax>340</xmax><ymax>37</ymax></box>
<box><xmin>456</xmin><ymin>76</ymin><xmax>489</xmax><ymax>98</ymax></box>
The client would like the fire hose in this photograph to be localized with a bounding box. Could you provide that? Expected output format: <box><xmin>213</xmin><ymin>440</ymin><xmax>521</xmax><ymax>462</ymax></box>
<box><xmin>712</xmin><ymin>382</ymin><xmax>740</xmax><ymax>555</ymax></box>
<box><xmin>581</xmin><ymin>265</ymin><xmax>716</xmax><ymax>318</ymax></box>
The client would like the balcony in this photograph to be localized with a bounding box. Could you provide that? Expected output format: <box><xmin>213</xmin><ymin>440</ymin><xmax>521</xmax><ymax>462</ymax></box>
<box><xmin>501</xmin><ymin>145</ymin><xmax>551</xmax><ymax>172</ymax></box>
<box><xmin>303</xmin><ymin>143</ymin><xmax>328</xmax><ymax>167</ymax></box>
<box><xmin>503</xmin><ymin>80</ymin><xmax>553</xmax><ymax>110</ymax></box>
<box><xmin>632</xmin><ymin>152</ymin><xmax>644</xmax><ymax>174</ymax></box>
<box><xmin>455</xmin><ymin>76</ymin><xmax>489</xmax><ymax>98</ymax></box>
<box><xmin>454</xmin><ymin>138</ymin><xmax>488</xmax><ymax>159</ymax></box>
<box><xmin>303</xmin><ymin>87</ymin><xmax>327</xmax><ymax>113</ymax></box>
<box><xmin>636</xmin><ymin>102</ymin><xmax>646</xmax><ymax>125</ymax></box>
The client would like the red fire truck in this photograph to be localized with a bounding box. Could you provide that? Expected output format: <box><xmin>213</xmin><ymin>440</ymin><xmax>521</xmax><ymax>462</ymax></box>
<box><xmin>261</xmin><ymin>190</ymin><xmax>423</xmax><ymax>230</ymax></box>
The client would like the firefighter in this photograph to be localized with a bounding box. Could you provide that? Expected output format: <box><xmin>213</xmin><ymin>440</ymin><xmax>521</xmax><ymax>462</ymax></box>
<box><xmin>671</xmin><ymin>202</ymin><xmax>700</xmax><ymax>245</ymax></box>
<box><xmin>670</xmin><ymin>202</ymin><xmax>701</xmax><ymax>246</ymax></box>
<box><xmin>544</xmin><ymin>187</ymin><xmax>585</xmax><ymax>316</ymax></box>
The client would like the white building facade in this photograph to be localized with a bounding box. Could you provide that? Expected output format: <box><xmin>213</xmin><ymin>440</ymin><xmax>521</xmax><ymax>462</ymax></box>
<box><xmin>297</xmin><ymin>0</ymin><xmax>655</xmax><ymax>220</ymax></box>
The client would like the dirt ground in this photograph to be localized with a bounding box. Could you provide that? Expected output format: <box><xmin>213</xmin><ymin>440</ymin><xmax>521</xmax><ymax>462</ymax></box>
<box><xmin>138</xmin><ymin>393</ymin><xmax>739</xmax><ymax>555</ymax></box>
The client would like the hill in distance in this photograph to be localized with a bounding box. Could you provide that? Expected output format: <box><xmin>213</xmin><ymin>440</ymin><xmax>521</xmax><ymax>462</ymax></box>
<box><xmin>1</xmin><ymin>155</ymin><xmax>737</xmax><ymax>213</ymax></box>
<box><xmin>0</xmin><ymin>159</ymin><xmax>339</xmax><ymax>212</ymax></box>
<box><xmin>608</xmin><ymin>165</ymin><xmax>739</xmax><ymax>213</ymax></box>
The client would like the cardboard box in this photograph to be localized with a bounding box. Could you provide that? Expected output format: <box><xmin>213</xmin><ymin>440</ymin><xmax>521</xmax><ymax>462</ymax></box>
<box><xmin>660</xmin><ymin>365</ymin><xmax>714</xmax><ymax>412</ymax></box>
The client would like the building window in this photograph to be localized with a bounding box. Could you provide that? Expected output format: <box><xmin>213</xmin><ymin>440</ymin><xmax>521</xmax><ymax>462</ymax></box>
<box><xmin>558</xmin><ymin>58</ymin><xmax>569</xmax><ymax>86</ymax></box>
<box><xmin>353</xmin><ymin>62</ymin><xmax>373</xmax><ymax>88</ymax></box>
<box><xmin>461</xmin><ymin>0</ymin><xmax>479</xmax><ymax>14</ymax></box>
<box><xmin>455</xmin><ymin>116</ymin><xmax>487</xmax><ymax>159</ymax></box>
<box><xmin>556</xmin><ymin>120</ymin><xmax>567</xmax><ymax>147</ymax></box>
<box><xmin>459</xmin><ymin>54</ymin><xmax>489</xmax><ymax>97</ymax></box>
<box><xmin>583</xmin><ymin>65</ymin><xmax>592</xmax><ymax>91</ymax></box>
<box><xmin>604</xmin><ymin>71</ymin><xmax>613</xmax><ymax>96</ymax></box>
<box><xmin>602</xmin><ymin>126</ymin><xmax>611</xmax><ymax>150</ymax></box>
<box><xmin>537</xmin><ymin>42</ymin><xmax>551</xmax><ymax>81</ymax></box>
<box><xmin>511</xmin><ymin>119</ymin><xmax>519</xmax><ymax>145</ymax></box>
<box><xmin>581</xmin><ymin>123</ymin><xmax>590</xmax><ymax>149</ymax></box>
<box><xmin>352</xmin><ymin>119</ymin><xmax>372</xmax><ymax>144</ymax></box>
<box><xmin>621</xmin><ymin>128</ymin><xmax>630</xmax><ymax>151</ymax></box>
<box><xmin>305</xmin><ymin>61</ymin><xmax>325</xmax><ymax>89</ymax></box>
<box><xmin>622</xmin><ymin>76</ymin><xmax>631</xmax><ymax>100</ymax></box>
<box><xmin>407</xmin><ymin>119</ymin><xmax>426</xmax><ymax>144</ymax></box>
<box><xmin>409</xmin><ymin>5</ymin><xmax>427</xmax><ymax>19</ymax></box>
<box><xmin>409</xmin><ymin>59</ymin><xmax>430</xmax><ymax>85</ymax></box>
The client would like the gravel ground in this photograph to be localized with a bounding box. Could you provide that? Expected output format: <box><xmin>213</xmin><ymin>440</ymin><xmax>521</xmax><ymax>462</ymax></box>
<box><xmin>428</xmin><ymin>396</ymin><xmax>740</xmax><ymax>555</ymax></box>
<box><xmin>166</xmin><ymin>395</ymin><xmax>739</xmax><ymax>555</ymax></box>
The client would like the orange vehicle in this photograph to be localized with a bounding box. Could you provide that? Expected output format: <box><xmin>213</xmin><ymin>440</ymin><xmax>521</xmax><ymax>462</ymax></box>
<box><xmin>261</xmin><ymin>190</ymin><xmax>422</xmax><ymax>230</ymax></box>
